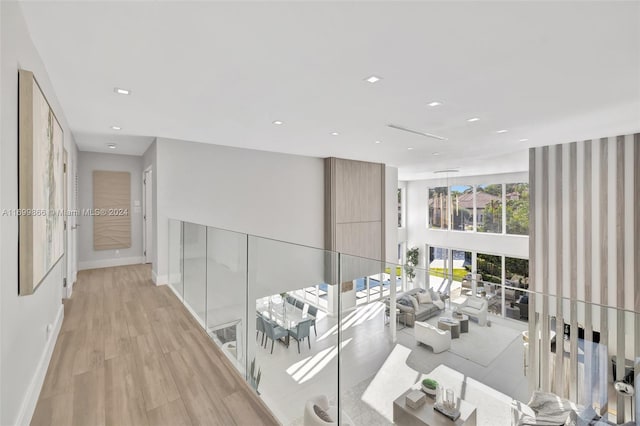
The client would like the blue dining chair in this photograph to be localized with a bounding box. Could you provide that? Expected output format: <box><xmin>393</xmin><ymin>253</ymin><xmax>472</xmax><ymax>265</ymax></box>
<box><xmin>289</xmin><ymin>319</ymin><xmax>312</xmax><ymax>354</ymax></box>
<box><xmin>256</xmin><ymin>315</ymin><xmax>266</xmax><ymax>346</ymax></box>
<box><xmin>263</xmin><ymin>319</ymin><xmax>288</xmax><ymax>354</ymax></box>
<box><xmin>307</xmin><ymin>305</ymin><xmax>318</xmax><ymax>336</ymax></box>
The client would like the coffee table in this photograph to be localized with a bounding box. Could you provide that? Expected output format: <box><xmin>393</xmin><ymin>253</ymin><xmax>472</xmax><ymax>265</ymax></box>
<box><xmin>393</xmin><ymin>388</ymin><xmax>477</xmax><ymax>426</ymax></box>
<box><xmin>437</xmin><ymin>317</ymin><xmax>460</xmax><ymax>339</ymax></box>
<box><xmin>452</xmin><ymin>314</ymin><xmax>469</xmax><ymax>333</ymax></box>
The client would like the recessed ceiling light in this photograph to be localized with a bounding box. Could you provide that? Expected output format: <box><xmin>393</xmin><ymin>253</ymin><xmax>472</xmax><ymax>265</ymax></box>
<box><xmin>519</xmin><ymin>138</ymin><xmax>529</xmax><ymax>142</ymax></box>
<box><xmin>331</xmin><ymin>132</ymin><xmax>339</xmax><ymax>136</ymax></box>
<box><xmin>272</xmin><ymin>120</ymin><xmax>284</xmax><ymax>125</ymax></box>
<box><xmin>107</xmin><ymin>143</ymin><xmax>117</xmax><ymax>149</ymax></box>
<box><xmin>375</xmin><ymin>140</ymin><xmax>381</xmax><ymax>144</ymax></box>
<box><xmin>364</xmin><ymin>75</ymin><xmax>382</xmax><ymax>83</ymax></box>
<box><xmin>432</xmin><ymin>152</ymin><xmax>440</xmax><ymax>156</ymax></box>
<box><xmin>467</xmin><ymin>117</ymin><xmax>480</xmax><ymax>122</ymax></box>
<box><xmin>407</xmin><ymin>147</ymin><xmax>414</xmax><ymax>151</ymax></box>
<box><xmin>114</xmin><ymin>87</ymin><xmax>130</xmax><ymax>95</ymax></box>
<box><xmin>110</xmin><ymin>126</ymin><xmax>121</xmax><ymax>130</ymax></box>
<box><xmin>428</xmin><ymin>101</ymin><xmax>442</xmax><ymax>107</ymax></box>
<box><xmin>496</xmin><ymin>129</ymin><xmax>509</xmax><ymax>134</ymax></box>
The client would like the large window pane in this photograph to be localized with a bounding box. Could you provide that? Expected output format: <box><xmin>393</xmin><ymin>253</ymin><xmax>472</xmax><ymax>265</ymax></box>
<box><xmin>505</xmin><ymin>257</ymin><xmax>529</xmax><ymax>322</ymax></box>
<box><xmin>506</xmin><ymin>183</ymin><xmax>529</xmax><ymax>235</ymax></box>
<box><xmin>450</xmin><ymin>185</ymin><xmax>473</xmax><ymax>231</ymax></box>
<box><xmin>428</xmin><ymin>187</ymin><xmax>449</xmax><ymax>229</ymax></box>
<box><xmin>476</xmin><ymin>184</ymin><xmax>502</xmax><ymax>233</ymax></box>
<box><xmin>477</xmin><ymin>252</ymin><xmax>502</xmax><ymax>315</ymax></box>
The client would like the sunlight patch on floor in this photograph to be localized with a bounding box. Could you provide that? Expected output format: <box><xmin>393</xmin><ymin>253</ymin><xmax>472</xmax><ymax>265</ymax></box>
<box><xmin>361</xmin><ymin>343</ymin><xmax>420</xmax><ymax>422</ymax></box>
<box><xmin>288</xmin><ymin>338</ymin><xmax>353</xmax><ymax>384</ymax></box>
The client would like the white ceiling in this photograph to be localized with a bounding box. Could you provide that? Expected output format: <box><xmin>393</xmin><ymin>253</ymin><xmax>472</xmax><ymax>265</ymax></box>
<box><xmin>20</xmin><ymin>1</ymin><xmax>640</xmax><ymax>180</ymax></box>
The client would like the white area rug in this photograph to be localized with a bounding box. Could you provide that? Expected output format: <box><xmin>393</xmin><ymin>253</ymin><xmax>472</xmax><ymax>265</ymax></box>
<box><xmin>409</xmin><ymin>317</ymin><xmax>521</xmax><ymax>367</ymax></box>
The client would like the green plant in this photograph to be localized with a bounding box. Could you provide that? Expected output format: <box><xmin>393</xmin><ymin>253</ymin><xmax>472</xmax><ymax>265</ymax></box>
<box><xmin>422</xmin><ymin>378</ymin><xmax>438</xmax><ymax>390</ymax></box>
<box><xmin>249</xmin><ymin>358</ymin><xmax>262</xmax><ymax>393</ymax></box>
<box><xmin>405</xmin><ymin>247</ymin><xmax>419</xmax><ymax>282</ymax></box>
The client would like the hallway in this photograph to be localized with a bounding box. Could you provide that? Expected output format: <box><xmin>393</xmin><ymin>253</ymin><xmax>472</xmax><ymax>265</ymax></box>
<box><xmin>31</xmin><ymin>264</ymin><xmax>277</xmax><ymax>426</ymax></box>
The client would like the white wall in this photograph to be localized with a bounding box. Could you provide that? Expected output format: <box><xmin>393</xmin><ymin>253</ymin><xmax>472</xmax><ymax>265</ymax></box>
<box><xmin>385</xmin><ymin>166</ymin><xmax>399</xmax><ymax>264</ymax></box>
<box><xmin>142</xmin><ymin>140</ymin><xmax>158</xmax><ymax>279</ymax></box>
<box><xmin>153</xmin><ymin>137</ymin><xmax>326</xmax><ymax>284</ymax></box>
<box><xmin>0</xmin><ymin>3</ymin><xmax>78</xmax><ymax>424</ymax></box>
<box><xmin>405</xmin><ymin>171</ymin><xmax>529</xmax><ymax>279</ymax></box>
<box><xmin>77</xmin><ymin>152</ymin><xmax>144</xmax><ymax>270</ymax></box>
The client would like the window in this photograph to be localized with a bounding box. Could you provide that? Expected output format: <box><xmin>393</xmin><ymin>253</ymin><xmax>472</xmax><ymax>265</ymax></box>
<box><xmin>397</xmin><ymin>188</ymin><xmax>404</xmax><ymax>227</ymax></box>
<box><xmin>450</xmin><ymin>185</ymin><xmax>473</xmax><ymax>231</ymax></box>
<box><xmin>428</xmin><ymin>187</ymin><xmax>449</xmax><ymax>229</ymax></box>
<box><xmin>477</xmin><ymin>252</ymin><xmax>502</xmax><ymax>315</ymax></box>
<box><xmin>476</xmin><ymin>184</ymin><xmax>502</xmax><ymax>233</ymax></box>
<box><xmin>506</xmin><ymin>183</ymin><xmax>529</xmax><ymax>235</ymax></box>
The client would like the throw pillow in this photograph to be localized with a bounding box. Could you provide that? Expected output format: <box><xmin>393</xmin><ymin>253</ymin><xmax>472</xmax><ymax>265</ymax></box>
<box><xmin>313</xmin><ymin>404</ymin><xmax>333</xmax><ymax>423</ymax></box>
<box><xmin>527</xmin><ymin>391</ymin><xmax>579</xmax><ymax>425</ymax></box>
<box><xmin>417</xmin><ymin>292</ymin><xmax>432</xmax><ymax>304</ymax></box>
<box><xmin>410</xmin><ymin>295</ymin><xmax>420</xmax><ymax>311</ymax></box>
<box><xmin>398</xmin><ymin>296</ymin><xmax>413</xmax><ymax>307</ymax></box>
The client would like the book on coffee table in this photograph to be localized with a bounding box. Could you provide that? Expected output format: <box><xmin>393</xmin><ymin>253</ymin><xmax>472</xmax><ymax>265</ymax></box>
<box><xmin>434</xmin><ymin>403</ymin><xmax>461</xmax><ymax>421</ymax></box>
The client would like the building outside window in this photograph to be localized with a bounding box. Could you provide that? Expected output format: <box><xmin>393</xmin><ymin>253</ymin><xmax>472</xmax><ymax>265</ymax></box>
<box><xmin>476</xmin><ymin>184</ymin><xmax>502</xmax><ymax>233</ymax></box>
<box><xmin>450</xmin><ymin>185</ymin><xmax>473</xmax><ymax>231</ymax></box>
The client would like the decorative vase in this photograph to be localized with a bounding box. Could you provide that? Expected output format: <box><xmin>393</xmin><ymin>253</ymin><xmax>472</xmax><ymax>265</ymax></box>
<box><xmin>422</xmin><ymin>384</ymin><xmax>436</xmax><ymax>396</ymax></box>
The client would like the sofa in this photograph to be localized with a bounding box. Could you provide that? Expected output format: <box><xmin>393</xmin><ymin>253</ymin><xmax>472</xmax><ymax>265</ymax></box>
<box><xmin>385</xmin><ymin>288</ymin><xmax>444</xmax><ymax>327</ymax></box>
<box><xmin>458</xmin><ymin>296</ymin><xmax>488</xmax><ymax>326</ymax></box>
<box><xmin>415</xmin><ymin>321</ymin><xmax>451</xmax><ymax>353</ymax></box>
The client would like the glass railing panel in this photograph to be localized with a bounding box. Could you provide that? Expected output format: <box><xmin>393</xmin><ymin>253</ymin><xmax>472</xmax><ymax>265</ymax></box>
<box><xmin>338</xmin><ymin>255</ymin><xmax>404</xmax><ymax>425</ymax></box>
<box><xmin>248</xmin><ymin>235</ymin><xmax>339</xmax><ymax>425</ymax></box>
<box><xmin>205</xmin><ymin>226</ymin><xmax>248</xmax><ymax>374</ymax></box>
<box><xmin>167</xmin><ymin>218</ymin><xmax>184</xmax><ymax>301</ymax></box>
<box><xmin>182</xmin><ymin>221</ymin><xmax>207</xmax><ymax>326</ymax></box>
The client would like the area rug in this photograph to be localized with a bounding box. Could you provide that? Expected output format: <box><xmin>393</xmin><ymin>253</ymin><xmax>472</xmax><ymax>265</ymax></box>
<box><xmin>408</xmin><ymin>318</ymin><xmax>521</xmax><ymax>367</ymax></box>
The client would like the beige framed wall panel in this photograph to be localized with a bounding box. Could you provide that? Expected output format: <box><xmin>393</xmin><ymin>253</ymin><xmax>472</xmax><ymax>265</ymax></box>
<box><xmin>325</xmin><ymin>157</ymin><xmax>385</xmax><ymax>264</ymax></box>
<box><xmin>93</xmin><ymin>170</ymin><xmax>131</xmax><ymax>250</ymax></box>
<box><xmin>18</xmin><ymin>69</ymin><xmax>65</xmax><ymax>295</ymax></box>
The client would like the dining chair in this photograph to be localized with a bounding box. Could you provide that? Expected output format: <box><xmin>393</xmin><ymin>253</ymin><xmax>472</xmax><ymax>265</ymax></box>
<box><xmin>256</xmin><ymin>315</ymin><xmax>266</xmax><ymax>346</ymax></box>
<box><xmin>289</xmin><ymin>319</ymin><xmax>312</xmax><ymax>354</ymax></box>
<box><xmin>263</xmin><ymin>319</ymin><xmax>288</xmax><ymax>354</ymax></box>
<box><xmin>307</xmin><ymin>305</ymin><xmax>318</xmax><ymax>336</ymax></box>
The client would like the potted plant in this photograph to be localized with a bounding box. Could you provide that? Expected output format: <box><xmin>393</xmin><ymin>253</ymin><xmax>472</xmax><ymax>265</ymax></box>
<box><xmin>405</xmin><ymin>247</ymin><xmax>419</xmax><ymax>282</ymax></box>
<box><xmin>249</xmin><ymin>358</ymin><xmax>262</xmax><ymax>395</ymax></box>
<box><xmin>421</xmin><ymin>378</ymin><xmax>438</xmax><ymax>396</ymax></box>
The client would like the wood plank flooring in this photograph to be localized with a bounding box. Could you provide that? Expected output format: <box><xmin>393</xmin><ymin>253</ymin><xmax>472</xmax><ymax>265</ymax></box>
<box><xmin>32</xmin><ymin>264</ymin><xmax>279</xmax><ymax>426</ymax></box>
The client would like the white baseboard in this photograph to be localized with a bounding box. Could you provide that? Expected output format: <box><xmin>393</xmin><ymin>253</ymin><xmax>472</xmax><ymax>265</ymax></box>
<box><xmin>15</xmin><ymin>304</ymin><xmax>64</xmax><ymax>426</ymax></box>
<box><xmin>78</xmin><ymin>256</ymin><xmax>144</xmax><ymax>271</ymax></box>
<box><xmin>152</xmin><ymin>270</ymin><xmax>168</xmax><ymax>286</ymax></box>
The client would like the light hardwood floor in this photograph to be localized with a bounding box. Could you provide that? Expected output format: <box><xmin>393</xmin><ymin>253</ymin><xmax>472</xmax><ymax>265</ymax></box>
<box><xmin>31</xmin><ymin>264</ymin><xmax>279</xmax><ymax>426</ymax></box>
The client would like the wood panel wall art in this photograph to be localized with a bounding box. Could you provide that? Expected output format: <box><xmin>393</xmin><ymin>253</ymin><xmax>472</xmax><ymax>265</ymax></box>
<box><xmin>93</xmin><ymin>171</ymin><xmax>131</xmax><ymax>250</ymax></box>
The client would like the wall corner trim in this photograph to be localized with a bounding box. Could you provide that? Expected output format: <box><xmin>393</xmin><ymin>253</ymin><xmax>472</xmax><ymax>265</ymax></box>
<box><xmin>14</xmin><ymin>304</ymin><xmax>64</xmax><ymax>426</ymax></box>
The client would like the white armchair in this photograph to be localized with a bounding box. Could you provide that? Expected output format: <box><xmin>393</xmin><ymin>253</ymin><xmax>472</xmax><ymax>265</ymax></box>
<box><xmin>304</xmin><ymin>395</ymin><xmax>354</xmax><ymax>426</ymax></box>
<box><xmin>414</xmin><ymin>321</ymin><xmax>451</xmax><ymax>353</ymax></box>
<box><xmin>459</xmin><ymin>296</ymin><xmax>488</xmax><ymax>326</ymax></box>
